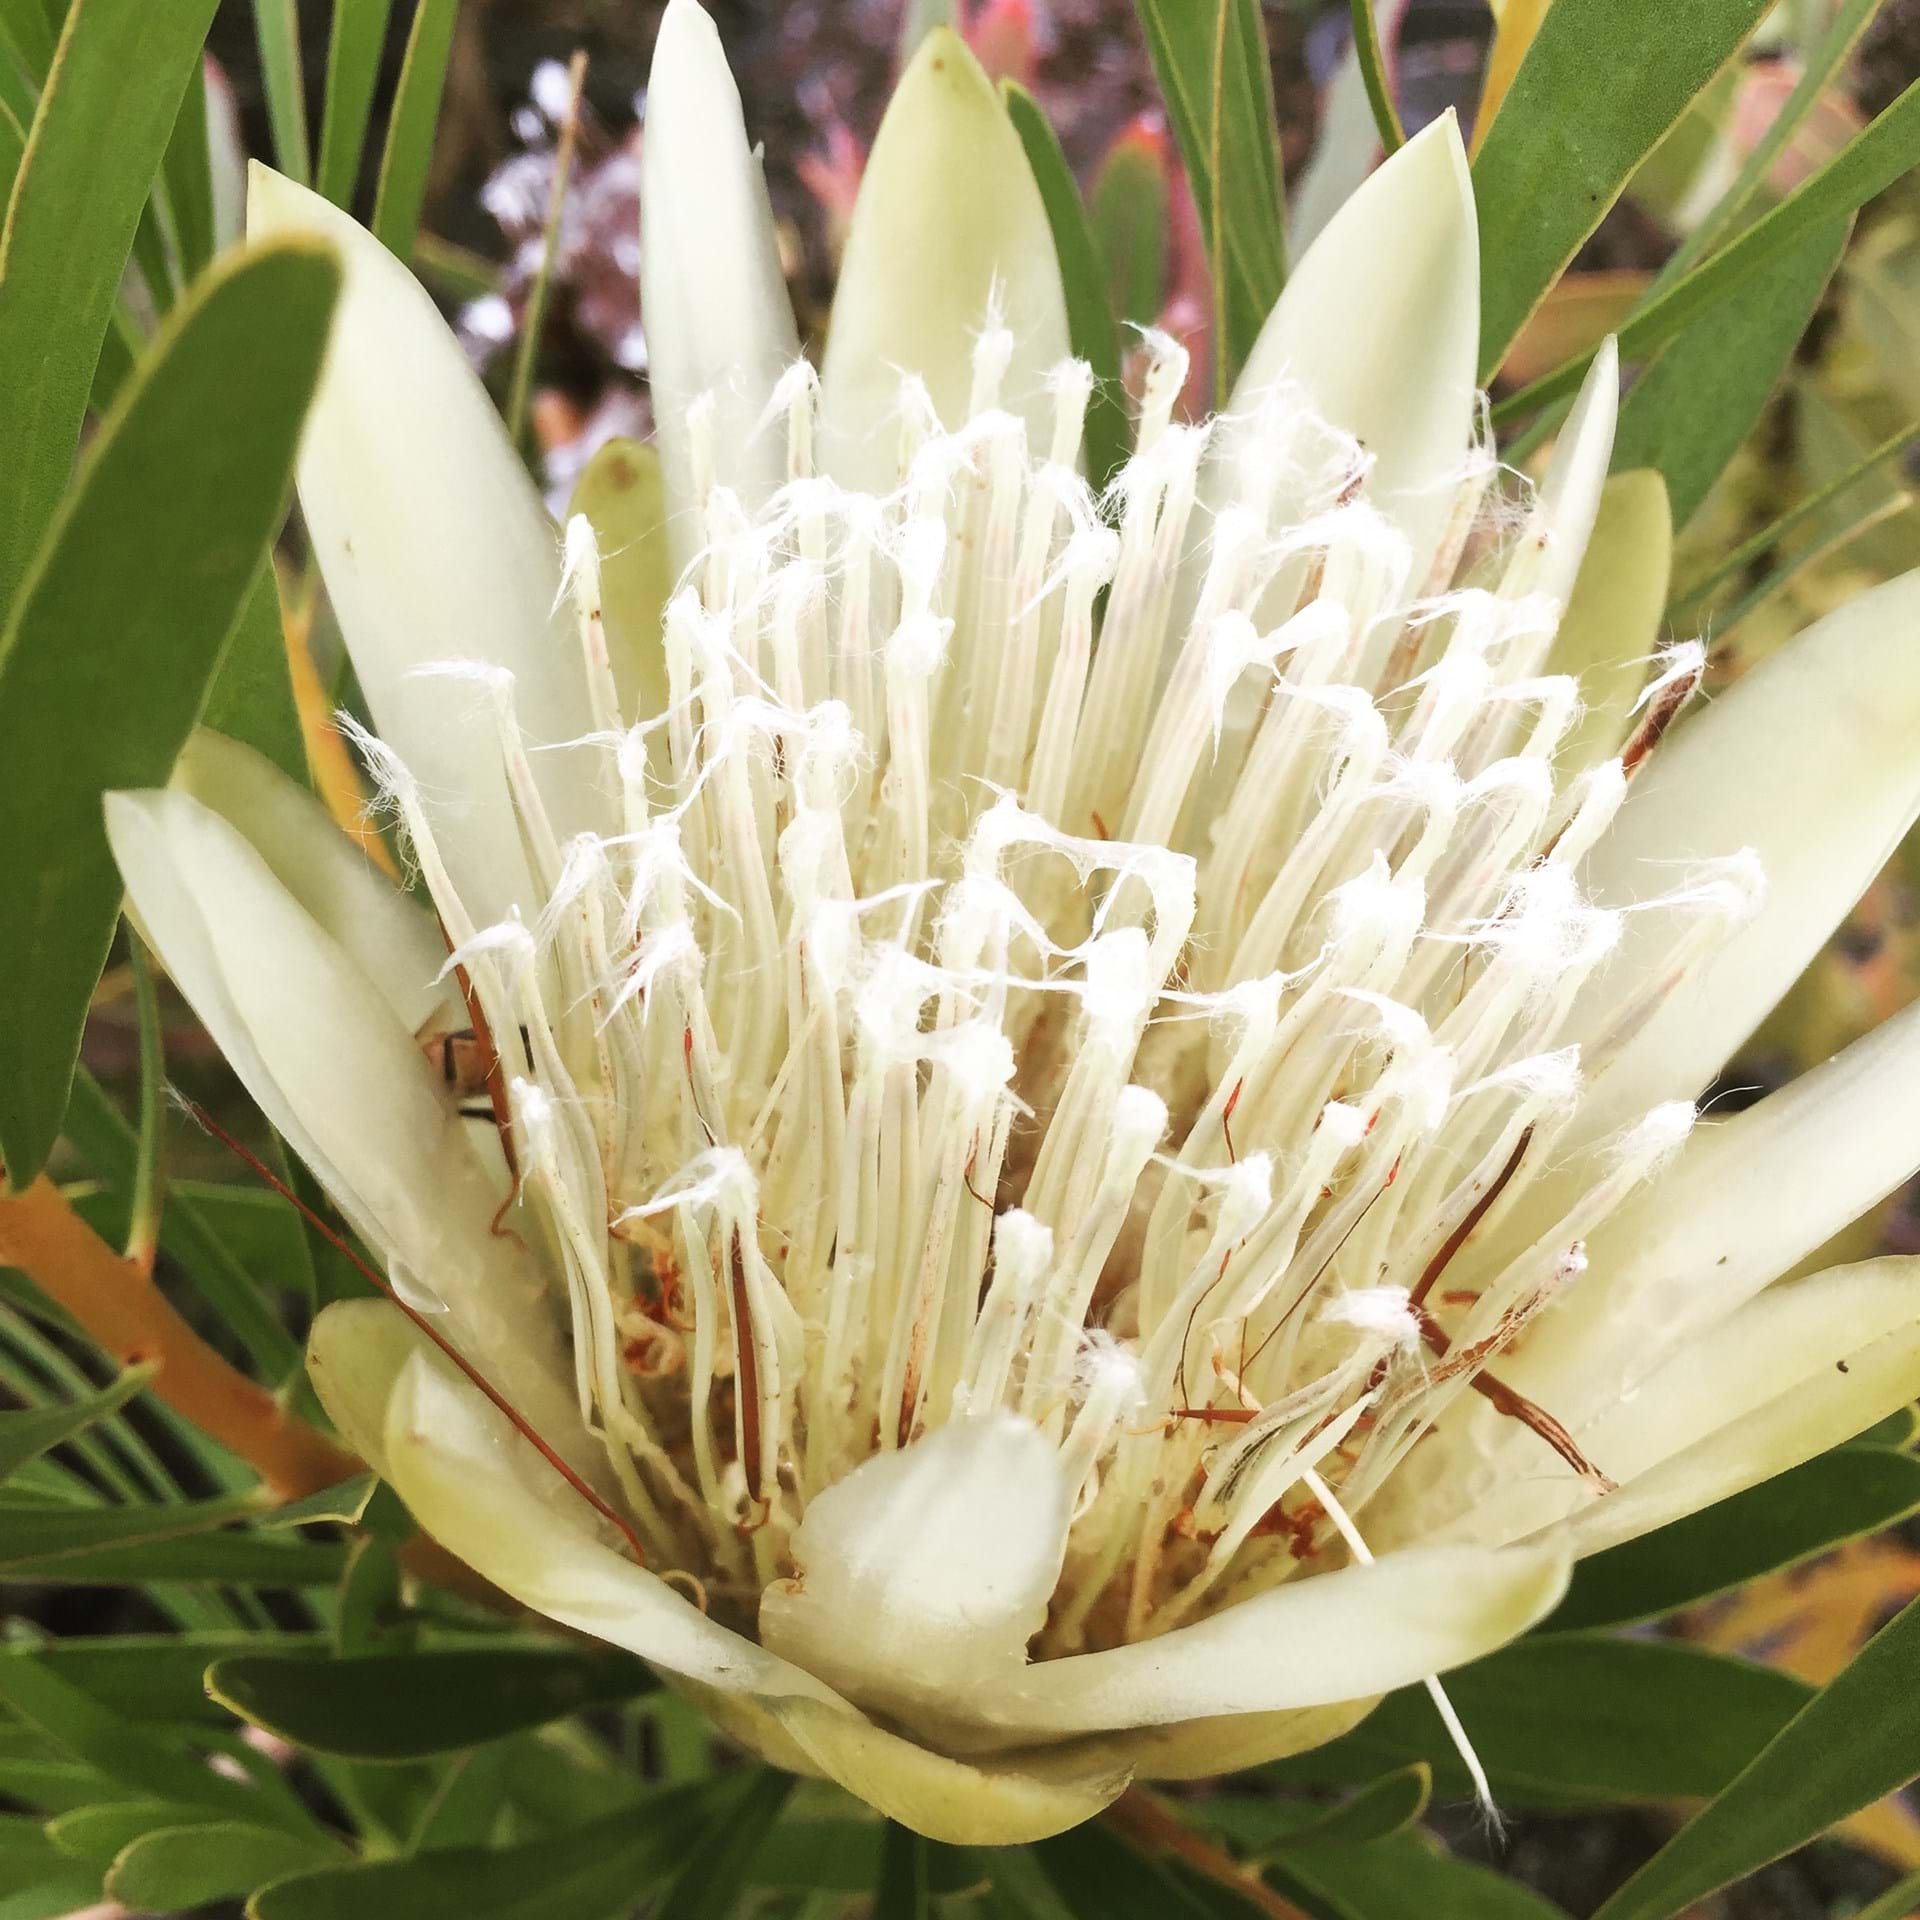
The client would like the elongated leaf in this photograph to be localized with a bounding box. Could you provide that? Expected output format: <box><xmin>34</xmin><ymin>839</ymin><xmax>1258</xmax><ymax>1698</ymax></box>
<box><xmin>318</xmin><ymin>0</ymin><xmax>393</xmax><ymax>208</ymax></box>
<box><xmin>207</xmin><ymin>1648</ymin><xmax>657</xmax><ymax>1760</ymax></box>
<box><xmin>0</xmin><ymin>236</ymin><xmax>339</xmax><ymax>1184</ymax></box>
<box><xmin>1855</xmin><ymin>1870</ymin><xmax>1920</xmax><ymax>1920</ymax></box>
<box><xmin>1348</xmin><ymin>0</ymin><xmax>1403</xmax><ymax>154</ymax></box>
<box><xmin>1473</xmin><ymin>0</ymin><xmax>1769</xmax><ymax>377</ymax></box>
<box><xmin>1</xmin><ymin>1528</ymin><xmax>348</xmax><ymax>1588</ymax></box>
<box><xmin>204</xmin><ymin>568</ymin><xmax>312</xmax><ymax>787</ymax></box>
<box><xmin>1497</xmin><ymin>76</ymin><xmax>1920</xmax><ymax>422</ymax></box>
<box><xmin>655</xmin><ymin>1771</ymin><xmax>796</xmax><ymax>1920</ymax></box>
<box><xmin>1547</xmin><ymin>1444</ymin><xmax>1920</xmax><ymax>1633</ymax></box>
<box><xmin>15</xmin><ymin>1635</ymin><xmax>327</xmax><ymax>1726</ymax></box>
<box><xmin>1593</xmin><ymin>1592</ymin><xmax>1920</xmax><ymax>1920</ymax></box>
<box><xmin>1131</xmin><ymin>0</ymin><xmax>1285</xmax><ymax>387</ymax></box>
<box><xmin>1273</xmin><ymin>1832</ymin><xmax>1570</xmax><ymax>1920</ymax></box>
<box><xmin>0</xmin><ymin>1651</ymin><xmax>281</xmax><ymax>1823</ymax></box>
<box><xmin>0</xmin><ymin>1488</ymin><xmax>263</xmax><ymax>1570</ymax></box>
<box><xmin>1036</xmin><ymin>1823</ymin><xmax>1230</xmax><ymax>1920</ymax></box>
<box><xmin>48</xmin><ymin>1798</ymin><xmax>226</xmax><ymax>1865</ymax></box>
<box><xmin>249</xmin><ymin>1787</ymin><xmax>708</xmax><ymax>1920</ymax></box>
<box><xmin>252</xmin><ymin>0</ymin><xmax>310</xmax><ymax>184</ymax></box>
<box><xmin>371</xmin><ymin>0</ymin><xmax>456</xmax><ymax>262</ymax></box>
<box><xmin>1611</xmin><ymin>217</ymin><xmax>1847</xmax><ymax>527</ymax></box>
<box><xmin>110</xmin><ymin>1820</ymin><xmax>342</xmax><ymax>1909</ymax></box>
<box><xmin>0</xmin><ymin>0</ymin><xmax>222</xmax><ymax>611</ymax></box>
<box><xmin>0</xmin><ymin>1363</ymin><xmax>154</xmax><ymax>1483</ymax></box>
<box><xmin>1221</xmin><ymin>1765</ymin><xmax>1431</xmax><ymax>1859</ymax></box>
<box><xmin>1268</xmin><ymin>1636</ymin><xmax>1809</xmax><ymax>1806</ymax></box>
<box><xmin>1091</xmin><ymin>128</ymin><xmax>1168</xmax><ymax>331</ymax></box>
<box><xmin>162</xmin><ymin>54</ymin><xmax>216</xmax><ymax>280</ymax></box>
<box><xmin>61</xmin><ymin>1070</ymin><xmax>304</xmax><ymax>1383</ymax></box>
<box><xmin>254</xmin><ymin>1474</ymin><xmax>378</xmax><ymax>1530</ymax></box>
<box><xmin>877</xmin><ymin>1824</ymin><xmax>934</xmax><ymax>1920</ymax></box>
<box><xmin>1003</xmin><ymin>81</ymin><xmax>1128</xmax><ymax>492</ymax></box>
<box><xmin>0</xmin><ymin>1867</ymin><xmax>103</xmax><ymax>1920</ymax></box>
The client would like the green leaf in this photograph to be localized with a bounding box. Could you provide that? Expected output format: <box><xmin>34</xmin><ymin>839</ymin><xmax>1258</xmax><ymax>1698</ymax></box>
<box><xmin>1272</xmin><ymin>1830</ymin><xmax>1571</xmax><ymax>1920</ymax></box>
<box><xmin>1268</xmin><ymin>1635</ymin><xmax>1809</xmax><ymax>1807</ymax></box>
<box><xmin>14</xmin><ymin>1634</ymin><xmax>327</xmax><ymax>1726</ymax></box>
<box><xmin>1593</xmin><ymin>1592</ymin><xmax>1920</xmax><ymax>1920</ymax></box>
<box><xmin>1547</xmin><ymin>1444</ymin><xmax>1920</xmax><ymax>1633</ymax></box>
<box><xmin>0</xmin><ymin>1363</ymin><xmax>155</xmax><ymax>1483</ymax></box>
<box><xmin>204</xmin><ymin>569</ymin><xmax>312</xmax><ymax>787</ymax></box>
<box><xmin>877</xmin><ymin>1823</ymin><xmax>933</xmax><ymax>1920</ymax></box>
<box><xmin>161</xmin><ymin>53</ymin><xmax>216</xmax><ymax>281</ymax></box>
<box><xmin>0</xmin><ymin>0</ymin><xmax>222</xmax><ymax>611</ymax></box>
<box><xmin>1</xmin><ymin>1527</ymin><xmax>348</xmax><ymax>1588</ymax></box>
<box><xmin>654</xmin><ymin>1771</ymin><xmax>796</xmax><ymax>1920</ymax></box>
<box><xmin>1855</xmin><ymin>1869</ymin><xmax>1920</xmax><ymax>1920</ymax></box>
<box><xmin>0</xmin><ymin>1648</ymin><xmax>282</xmax><ymax>1823</ymax></box>
<box><xmin>1347</xmin><ymin>0</ymin><xmax>1404</xmax><ymax>155</ymax></box>
<box><xmin>61</xmin><ymin>1069</ymin><xmax>305</xmax><ymax>1384</ymax></box>
<box><xmin>252</xmin><ymin>0</ymin><xmax>310</xmax><ymax>184</ymax></box>
<box><xmin>1611</xmin><ymin>216</ymin><xmax>1847</xmax><ymax>529</ymax></box>
<box><xmin>207</xmin><ymin>1648</ymin><xmax>657</xmax><ymax>1761</ymax></box>
<box><xmin>748</xmin><ymin>1819</ymin><xmax>986</xmax><ymax>1897</ymax></box>
<box><xmin>317</xmin><ymin>0</ymin><xmax>393</xmax><ymax>207</ymax></box>
<box><xmin>1472</xmin><ymin>0</ymin><xmax>1769</xmax><ymax>379</ymax></box>
<box><xmin>1496</xmin><ymin>75</ymin><xmax>1920</xmax><ymax>423</ymax></box>
<box><xmin>371</xmin><ymin>0</ymin><xmax>456</xmax><ymax>263</ymax></box>
<box><xmin>1131</xmin><ymin>0</ymin><xmax>1285</xmax><ymax>390</ymax></box>
<box><xmin>0</xmin><ymin>234</ymin><xmax>340</xmax><ymax>1184</ymax></box>
<box><xmin>249</xmin><ymin>1786</ymin><xmax>708</xmax><ymax>1920</ymax></box>
<box><xmin>1002</xmin><ymin>80</ymin><xmax>1129</xmax><ymax>493</ymax></box>
<box><xmin>109</xmin><ymin>1820</ymin><xmax>343</xmax><ymax>1910</ymax></box>
<box><xmin>0</xmin><ymin>1868</ymin><xmax>105</xmax><ymax>1920</ymax></box>
<box><xmin>1231</xmin><ymin>1765</ymin><xmax>1432</xmax><ymax>1859</ymax></box>
<box><xmin>47</xmin><ymin>1798</ymin><xmax>226</xmax><ymax>1865</ymax></box>
<box><xmin>255</xmin><ymin>1473</ymin><xmax>378</xmax><ymax>1531</ymax></box>
<box><xmin>0</xmin><ymin>1488</ymin><xmax>263</xmax><ymax>1571</ymax></box>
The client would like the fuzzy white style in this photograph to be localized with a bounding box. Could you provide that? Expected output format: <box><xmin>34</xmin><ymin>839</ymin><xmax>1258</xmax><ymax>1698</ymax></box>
<box><xmin>107</xmin><ymin>3</ymin><xmax>1920</xmax><ymax>1845</ymax></box>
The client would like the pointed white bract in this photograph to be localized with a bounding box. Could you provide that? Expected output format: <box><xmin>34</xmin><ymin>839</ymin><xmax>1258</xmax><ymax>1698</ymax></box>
<box><xmin>111</xmin><ymin>11</ymin><xmax>1920</xmax><ymax>1846</ymax></box>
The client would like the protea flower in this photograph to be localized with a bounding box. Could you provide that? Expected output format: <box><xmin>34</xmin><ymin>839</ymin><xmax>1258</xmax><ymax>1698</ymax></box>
<box><xmin>105</xmin><ymin>1</ymin><xmax>1920</xmax><ymax>1845</ymax></box>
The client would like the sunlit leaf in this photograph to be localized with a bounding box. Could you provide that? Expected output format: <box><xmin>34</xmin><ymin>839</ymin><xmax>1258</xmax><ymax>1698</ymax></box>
<box><xmin>1592</xmin><ymin>1593</ymin><xmax>1920</xmax><ymax>1919</ymax></box>
<box><xmin>0</xmin><ymin>236</ymin><xmax>339</xmax><ymax>1184</ymax></box>
<box><xmin>108</xmin><ymin>1820</ymin><xmax>344</xmax><ymax>1910</ymax></box>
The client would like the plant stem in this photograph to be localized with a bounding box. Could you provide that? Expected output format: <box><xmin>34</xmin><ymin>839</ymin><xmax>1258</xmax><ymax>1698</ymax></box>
<box><xmin>1105</xmin><ymin>1787</ymin><xmax>1314</xmax><ymax>1920</ymax></box>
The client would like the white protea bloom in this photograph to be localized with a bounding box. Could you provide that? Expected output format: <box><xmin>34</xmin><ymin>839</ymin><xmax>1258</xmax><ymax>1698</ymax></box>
<box><xmin>106</xmin><ymin>4</ymin><xmax>1920</xmax><ymax>1845</ymax></box>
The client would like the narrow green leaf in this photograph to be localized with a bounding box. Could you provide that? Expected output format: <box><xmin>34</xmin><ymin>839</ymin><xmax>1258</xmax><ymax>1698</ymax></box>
<box><xmin>1273</xmin><ymin>1831</ymin><xmax>1571</xmax><ymax>1920</ymax></box>
<box><xmin>1131</xmin><ymin>0</ymin><xmax>1285</xmax><ymax>386</ymax></box>
<box><xmin>1593</xmin><ymin>1592</ymin><xmax>1920</xmax><ymax>1920</ymax></box>
<box><xmin>1854</xmin><ymin>1869</ymin><xmax>1920</xmax><ymax>1920</ymax></box>
<box><xmin>371</xmin><ymin>0</ymin><xmax>456</xmax><ymax>263</ymax></box>
<box><xmin>1267</xmin><ymin>1636</ymin><xmax>1810</xmax><ymax>1807</ymax></box>
<box><xmin>0</xmin><ymin>235</ymin><xmax>340</xmax><ymax>1184</ymax></box>
<box><xmin>0</xmin><ymin>0</ymin><xmax>54</xmax><ymax>80</ymax></box>
<box><xmin>1002</xmin><ymin>81</ymin><xmax>1129</xmax><ymax>492</ymax></box>
<box><xmin>0</xmin><ymin>1488</ymin><xmax>263</xmax><ymax>1570</ymax></box>
<box><xmin>0</xmin><ymin>1650</ymin><xmax>274</xmax><ymax>1822</ymax></box>
<box><xmin>1348</xmin><ymin>0</ymin><xmax>1403</xmax><ymax>154</ymax></box>
<box><xmin>1035</xmin><ymin>1822</ymin><xmax>1245</xmax><ymax>1920</ymax></box>
<box><xmin>655</xmin><ymin>1771</ymin><xmax>796</xmax><ymax>1920</ymax></box>
<box><xmin>1227</xmin><ymin>1764</ymin><xmax>1430</xmax><ymax>1859</ymax></box>
<box><xmin>1</xmin><ymin>1527</ymin><xmax>347</xmax><ymax>1588</ymax></box>
<box><xmin>317</xmin><ymin>0</ymin><xmax>393</xmax><ymax>207</ymax></box>
<box><xmin>1612</xmin><ymin>217</ymin><xmax>1846</xmax><ymax>528</ymax></box>
<box><xmin>208</xmin><ymin>1648</ymin><xmax>657</xmax><ymax>1761</ymax></box>
<box><xmin>1496</xmin><ymin>76</ymin><xmax>1920</xmax><ymax>422</ymax></box>
<box><xmin>204</xmin><ymin>569</ymin><xmax>312</xmax><ymax>787</ymax></box>
<box><xmin>255</xmin><ymin>1473</ymin><xmax>378</xmax><ymax>1530</ymax></box>
<box><xmin>0</xmin><ymin>1363</ymin><xmax>155</xmax><ymax>1483</ymax></box>
<box><xmin>1669</xmin><ymin>419</ymin><xmax>1920</xmax><ymax>616</ymax></box>
<box><xmin>249</xmin><ymin>1786</ymin><xmax>708</xmax><ymax>1920</ymax></box>
<box><xmin>161</xmin><ymin>53</ymin><xmax>216</xmax><ymax>280</ymax></box>
<box><xmin>1710</xmin><ymin>486</ymin><xmax>1907</xmax><ymax>638</ymax></box>
<box><xmin>0</xmin><ymin>95</ymin><xmax>24</xmax><ymax>218</ymax></box>
<box><xmin>876</xmin><ymin>1823</ymin><xmax>933</xmax><ymax>1920</ymax></box>
<box><xmin>0</xmin><ymin>0</ymin><xmax>222</xmax><ymax>611</ymax></box>
<box><xmin>109</xmin><ymin>1821</ymin><xmax>342</xmax><ymax>1909</ymax></box>
<box><xmin>1547</xmin><ymin>1444</ymin><xmax>1920</xmax><ymax>1633</ymax></box>
<box><xmin>0</xmin><ymin>1867</ymin><xmax>104</xmax><ymax>1920</ymax></box>
<box><xmin>252</xmin><ymin>0</ymin><xmax>310</xmax><ymax>184</ymax></box>
<box><xmin>1472</xmin><ymin>0</ymin><xmax>1769</xmax><ymax>378</ymax></box>
<box><xmin>47</xmin><ymin>1798</ymin><xmax>225</xmax><ymax>1865</ymax></box>
<box><xmin>12</xmin><ymin>1634</ymin><xmax>327</xmax><ymax>1726</ymax></box>
<box><xmin>61</xmin><ymin>1070</ymin><xmax>304</xmax><ymax>1384</ymax></box>
<box><xmin>1657</xmin><ymin>0</ymin><xmax>1882</xmax><ymax>290</ymax></box>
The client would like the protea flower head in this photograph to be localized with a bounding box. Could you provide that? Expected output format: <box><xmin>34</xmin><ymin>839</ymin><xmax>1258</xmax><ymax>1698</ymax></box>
<box><xmin>106</xmin><ymin>0</ymin><xmax>1920</xmax><ymax>1845</ymax></box>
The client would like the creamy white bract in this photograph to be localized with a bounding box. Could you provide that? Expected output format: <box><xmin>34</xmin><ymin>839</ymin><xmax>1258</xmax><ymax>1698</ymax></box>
<box><xmin>106</xmin><ymin>2</ymin><xmax>1920</xmax><ymax>1844</ymax></box>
